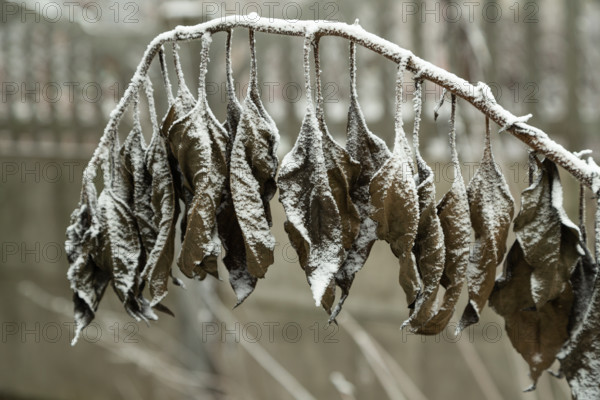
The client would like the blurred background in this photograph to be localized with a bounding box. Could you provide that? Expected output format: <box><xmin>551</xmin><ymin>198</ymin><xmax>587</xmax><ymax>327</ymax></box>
<box><xmin>1</xmin><ymin>0</ymin><xmax>599</xmax><ymax>399</ymax></box>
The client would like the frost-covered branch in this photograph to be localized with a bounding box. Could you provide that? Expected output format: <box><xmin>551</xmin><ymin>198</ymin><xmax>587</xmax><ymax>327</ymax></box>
<box><xmin>86</xmin><ymin>14</ymin><xmax>600</xmax><ymax>195</ymax></box>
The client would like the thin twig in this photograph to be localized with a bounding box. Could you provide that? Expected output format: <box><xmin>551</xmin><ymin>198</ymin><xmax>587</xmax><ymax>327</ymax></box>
<box><xmin>377</xmin><ymin>348</ymin><xmax>429</xmax><ymax>400</ymax></box>
<box><xmin>196</xmin><ymin>287</ymin><xmax>318</xmax><ymax>400</ymax></box>
<box><xmin>455</xmin><ymin>337</ymin><xmax>504</xmax><ymax>400</ymax></box>
<box><xmin>330</xmin><ymin>371</ymin><xmax>357</xmax><ymax>400</ymax></box>
<box><xmin>336</xmin><ymin>314</ymin><xmax>427</xmax><ymax>400</ymax></box>
<box><xmin>337</xmin><ymin>313</ymin><xmax>410</xmax><ymax>400</ymax></box>
<box><xmin>17</xmin><ymin>281</ymin><xmax>224</xmax><ymax>399</ymax></box>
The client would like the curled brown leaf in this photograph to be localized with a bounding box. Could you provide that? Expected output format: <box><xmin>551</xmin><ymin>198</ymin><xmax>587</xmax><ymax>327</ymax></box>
<box><xmin>458</xmin><ymin>118</ymin><xmax>514</xmax><ymax>332</ymax></box>
<box><xmin>402</xmin><ymin>79</ymin><xmax>445</xmax><ymax>331</ymax></box>
<box><xmin>330</xmin><ymin>42</ymin><xmax>391</xmax><ymax>321</ymax></box>
<box><xmin>230</xmin><ymin>30</ymin><xmax>280</xmax><ymax>280</ymax></box>
<box><xmin>369</xmin><ymin>60</ymin><xmax>420</xmax><ymax>308</ymax></box>
<box><xmin>490</xmin><ymin>241</ymin><xmax>573</xmax><ymax>387</ymax></box>
<box><xmin>217</xmin><ymin>30</ymin><xmax>258</xmax><ymax>305</ymax></box>
<box><xmin>414</xmin><ymin>95</ymin><xmax>470</xmax><ymax>335</ymax></box>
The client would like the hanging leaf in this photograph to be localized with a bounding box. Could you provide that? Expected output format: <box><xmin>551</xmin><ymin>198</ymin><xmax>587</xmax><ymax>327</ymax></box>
<box><xmin>95</xmin><ymin>187</ymin><xmax>157</xmax><ymax>320</ymax></box>
<box><xmin>414</xmin><ymin>95</ymin><xmax>470</xmax><ymax>335</ymax></box>
<box><xmin>311</xmin><ymin>39</ymin><xmax>361</xmax><ymax>313</ymax></box>
<box><xmin>108</xmin><ymin>78</ymin><xmax>179</xmax><ymax>308</ymax></box>
<box><xmin>402</xmin><ymin>79</ymin><xmax>445</xmax><ymax>331</ymax></box>
<box><xmin>329</xmin><ymin>42</ymin><xmax>391</xmax><ymax>321</ymax></box>
<box><xmin>141</xmin><ymin>130</ymin><xmax>179</xmax><ymax>305</ymax></box>
<box><xmin>512</xmin><ymin>158</ymin><xmax>582</xmax><ymax>308</ymax></box>
<box><xmin>278</xmin><ymin>35</ymin><xmax>349</xmax><ymax>307</ymax></box>
<box><xmin>103</xmin><ymin>98</ymin><xmax>161</xmax><ymax>319</ymax></box>
<box><xmin>490</xmin><ymin>156</ymin><xmax>584</xmax><ymax>387</ymax></box>
<box><xmin>230</xmin><ymin>30</ymin><xmax>280</xmax><ymax>282</ymax></box>
<box><xmin>489</xmin><ymin>241</ymin><xmax>573</xmax><ymax>388</ymax></box>
<box><xmin>557</xmin><ymin>195</ymin><xmax>600</xmax><ymax>399</ymax></box>
<box><xmin>568</xmin><ymin>244</ymin><xmax>598</xmax><ymax>333</ymax></box>
<box><xmin>216</xmin><ymin>30</ymin><xmax>258</xmax><ymax>305</ymax></box>
<box><xmin>369</xmin><ymin>59</ymin><xmax>421</xmax><ymax>308</ymax></box>
<box><xmin>161</xmin><ymin>43</ymin><xmax>198</xmax><ymax>245</ymax></box>
<box><xmin>567</xmin><ymin>187</ymin><xmax>598</xmax><ymax>334</ymax></box>
<box><xmin>119</xmin><ymin>125</ymin><xmax>157</xmax><ymax>256</ymax></box>
<box><xmin>66</xmin><ymin>177</ymin><xmax>111</xmax><ymax>344</ymax></box>
<box><xmin>136</xmin><ymin>90</ymin><xmax>182</xmax><ymax>307</ymax></box>
<box><xmin>131</xmin><ymin>77</ymin><xmax>180</xmax><ymax>306</ymax></box>
<box><xmin>170</xmin><ymin>33</ymin><xmax>229</xmax><ymax>280</ymax></box>
<box><xmin>278</xmin><ymin>113</ymin><xmax>345</xmax><ymax>306</ymax></box>
<box><xmin>457</xmin><ymin>118</ymin><xmax>514</xmax><ymax>332</ymax></box>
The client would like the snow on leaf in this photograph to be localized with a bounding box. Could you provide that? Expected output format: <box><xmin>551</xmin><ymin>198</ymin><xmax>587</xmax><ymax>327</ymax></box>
<box><xmin>216</xmin><ymin>30</ymin><xmax>258</xmax><ymax>305</ymax></box>
<box><xmin>414</xmin><ymin>95</ymin><xmax>470</xmax><ymax>335</ymax></box>
<box><xmin>458</xmin><ymin>118</ymin><xmax>514</xmax><ymax>332</ymax></box>
<box><xmin>143</xmin><ymin>129</ymin><xmax>179</xmax><ymax>306</ymax></box>
<box><xmin>402</xmin><ymin>79</ymin><xmax>445</xmax><ymax>331</ymax></box>
<box><xmin>329</xmin><ymin>41</ymin><xmax>391</xmax><ymax>321</ymax></box>
<box><xmin>230</xmin><ymin>30</ymin><xmax>280</xmax><ymax>280</ymax></box>
<box><xmin>170</xmin><ymin>33</ymin><xmax>229</xmax><ymax>280</ymax></box>
<box><xmin>94</xmin><ymin>111</ymin><xmax>157</xmax><ymax>320</ymax></box>
<box><xmin>489</xmin><ymin>241</ymin><xmax>573</xmax><ymax>386</ymax></box>
<box><xmin>278</xmin><ymin>35</ymin><xmax>348</xmax><ymax>308</ymax></box>
<box><xmin>513</xmin><ymin>157</ymin><xmax>582</xmax><ymax>309</ymax></box>
<box><xmin>162</xmin><ymin>43</ymin><xmax>198</xmax><ymax>245</ymax></box>
<box><xmin>133</xmin><ymin>76</ymin><xmax>179</xmax><ymax>307</ymax></box>
<box><xmin>95</xmin><ymin>187</ymin><xmax>157</xmax><ymax>322</ymax></box>
<box><xmin>312</xmin><ymin>38</ymin><xmax>361</xmax><ymax>313</ymax></box>
<box><xmin>369</xmin><ymin>59</ymin><xmax>421</xmax><ymax>308</ymax></box>
<box><xmin>66</xmin><ymin>177</ymin><xmax>111</xmax><ymax>344</ymax></box>
<box><xmin>278</xmin><ymin>110</ymin><xmax>345</xmax><ymax>307</ymax></box>
<box><xmin>119</xmin><ymin>124</ymin><xmax>157</xmax><ymax>257</ymax></box>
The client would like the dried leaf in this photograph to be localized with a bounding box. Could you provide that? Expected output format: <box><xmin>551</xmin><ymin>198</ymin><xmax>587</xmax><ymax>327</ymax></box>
<box><xmin>142</xmin><ymin>132</ymin><xmax>179</xmax><ymax>305</ymax></box>
<box><xmin>513</xmin><ymin>158</ymin><xmax>582</xmax><ymax>308</ymax></box>
<box><xmin>66</xmin><ymin>178</ymin><xmax>111</xmax><ymax>344</ymax></box>
<box><xmin>402</xmin><ymin>79</ymin><xmax>445</xmax><ymax>331</ymax></box>
<box><xmin>315</xmin><ymin>45</ymin><xmax>361</xmax><ymax>256</ymax></box>
<box><xmin>169</xmin><ymin>34</ymin><xmax>229</xmax><ymax>280</ymax></box>
<box><xmin>489</xmin><ymin>241</ymin><xmax>573</xmax><ymax>387</ymax></box>
<box><xmin>490</xmin><ymin>156</ymin><xmax>584</xmax><ymax>387</ymax></box>
<box><xmin>119</xmin><ymin>126</ymin><xmax>157</xmax><ymax>255</ymax></box>
<box><xmin>216</xmin><ymin>30</ymin><xmax>257</xmax><ymax>305</ymax></box>
<box><xmin>369</xmin><ymin>60</ymin><xmax>420</xmax><ymax>307</ymax></box>
<box><xmin>94</xmin><ymin>186</ymin><xmax>156</xmax><ymax>322</ymax></box>
<box><xmin>278</xmin><ymin>36</ymin><xmax>351</xmax><ymax>307</ymax></box>
<box><xmin>278</xmin><ymin>109</ymin><xmax>345</xmax><ymax>306</ymax></box>
<box><xmin>567</xmin><ymin>183</ymin><xmax>597</xmax><ymax>335</ymax></box>
<box><xmin>567</xmin><ymin>244</ymin><xmax>598</xmax><ymax>333</ymax></box>
<box><xmin>230</xmin><ymin>30</ymin><xmax>280</xmax><ymax>280</ymax></box>
<box><xmin>318</xmin><ymin>127</ymin><xmax>361</xmax><ymax>313</ymax></box>
<box><xmin>558</xmin><ymin>228</ymin><xmax>600</xmax><ymax>399</ymax></box>
<box><xmin>162</xmin><ymin>44</ymin><xmax>199</xmax><ymax>244</ymax></box>
<box><xmin>330</xmin><ymin>42</ymin><xmax>391</xmax><ymax>321</ymax></box>
<box><xmin>458</xmin><ymin>118</ymin><xmax>514</xmax><ymax>332</ymax></box>
<box><xmin>313</xmin><ymin>40</ymin><xmax>361</xmax><ymax>312</ymax></box>
<box><xmin>414</xmin><ymin>95</ymin><xmax>470</xmax><ymax>335</ymax></box>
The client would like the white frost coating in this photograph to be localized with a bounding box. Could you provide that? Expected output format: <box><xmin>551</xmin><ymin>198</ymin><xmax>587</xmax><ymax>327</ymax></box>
<box><xmin>588</xmin><ymin>157</ymin><xmax>600</xmax><ymax>195</ymax></box>
<box><xmin>277</xmin><ymin>35</ymin><xmax>348</xmax><ymax>307</ymax></box>
<box><xmin>498</xmin><ymin>113</ymin><xmax>533</xmax><ymax>134</ymax></box>
<box><xmin>473</xmin><ymin>82</ymin><xmax>496</xmax><ymax>104</ymax></box>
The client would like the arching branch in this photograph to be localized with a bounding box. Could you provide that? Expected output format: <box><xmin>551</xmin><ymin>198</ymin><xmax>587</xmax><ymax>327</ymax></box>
<box><xmin>86</xmin><ymin>15</ymin><xmax>600</xmax><ymax>195</ymax></box>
